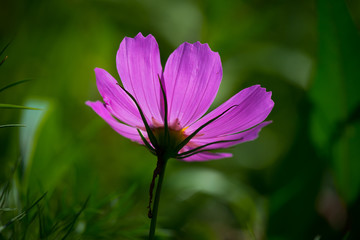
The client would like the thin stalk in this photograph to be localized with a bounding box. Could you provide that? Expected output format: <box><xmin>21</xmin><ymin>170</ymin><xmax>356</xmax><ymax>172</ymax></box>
<box><xmin>148</xmin><ymin>156</ymin><xmax>168</xmax><ymax>240</ymax></box>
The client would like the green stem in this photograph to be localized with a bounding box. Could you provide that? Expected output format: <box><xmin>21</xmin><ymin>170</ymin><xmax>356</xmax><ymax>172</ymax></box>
<box><xmin>148</xmin><ymin>156</ymin><xmax>168</xmax><ymax>240</ymax></box>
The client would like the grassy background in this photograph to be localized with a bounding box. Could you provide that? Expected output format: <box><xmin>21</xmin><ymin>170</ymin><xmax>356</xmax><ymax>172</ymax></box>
<box><xmin>1</xmin><ymin>0</ymin><xmax>360</xmax><ymax>239</ymax></box>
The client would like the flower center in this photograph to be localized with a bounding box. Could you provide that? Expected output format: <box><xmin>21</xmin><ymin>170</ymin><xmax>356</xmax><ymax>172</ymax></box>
<box><xmin>152</xmin><ymin>126</ymin><xmax>188</xmax><ymax>157</ymax></box>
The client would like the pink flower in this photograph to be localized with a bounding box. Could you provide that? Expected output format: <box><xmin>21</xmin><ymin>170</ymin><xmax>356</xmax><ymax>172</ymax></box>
<box><xmin>86</xmin><ymin>33</ymin><xmax>274</xmax><ymax>161</ymax></box>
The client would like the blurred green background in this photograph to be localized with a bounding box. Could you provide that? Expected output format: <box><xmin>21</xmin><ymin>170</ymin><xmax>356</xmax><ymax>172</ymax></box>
<box><xmin>1</xmin><ymin>0</ymin><xmax>360</xmax><ymax>239</ymax></box>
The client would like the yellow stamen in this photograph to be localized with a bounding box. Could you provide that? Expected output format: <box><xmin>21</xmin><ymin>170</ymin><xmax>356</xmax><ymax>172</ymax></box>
<box><xmin>181</xmin><ymin>126</ymin><xmax>189</xmax><ymax>133</ymax></box>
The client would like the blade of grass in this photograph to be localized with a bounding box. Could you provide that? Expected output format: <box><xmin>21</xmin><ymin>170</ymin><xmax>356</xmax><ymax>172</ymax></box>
<box><xmin>0</xmin><ymin>56</ymin><xmax>8</xmax><ymax>66</ymax></box>
<box><xmin>61</xmin><ymin>196</ymin><xmax>90</xmax><ymax>240</ymax></box>
<box><xmin>0</xmin><ymin>182</ymin><xmax>11</xmax><ymax>209</ymax></box>
<box><xmin>0</xmin><ymin>192</ymin><xmax>47</xmax><ymax>232</ymax></box>
<box><xmin>0</xmin><ymin>79</ymin><xmax>31</xmax><ymax>93</ymax></box>
<box><xmin>0</xmin><ymin>159</ymin><xmax>20</xmax><ymax>209</ymax></box>
<box><xmin>0</xmin><ymin>41</ymin><xmax>11</xmax><ymax>67</ymax></box>
<box><xmin>0</xmin><ymin>104</ymin><xmax>39</xmax><ymax>110</ymax></box>
<box><xmin>0</xmin><ymin>41</ymin><xmax>12</xmax><ymax>57</ymax></box>
<box><xmin>0</xmin><ymin>124</ymin><xmax>25</xmax><ymax>128</ymax></box>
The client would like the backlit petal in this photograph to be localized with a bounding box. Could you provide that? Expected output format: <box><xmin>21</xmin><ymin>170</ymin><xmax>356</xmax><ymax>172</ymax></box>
<box><xmin>179</xmin><ymin>147</ymin><xmax>232</xmax><ymax>162</ymax></box>
<box><xmin>186</xmin><ymin>85</ymin><xmax>274</xmax><ymax>138</ymax></box>
<box><xmin>116</xmin><ymin>33</ymin><xmax>163</xmax><ymax>125</ymax></box>
<box><xmin>86</xmin><ymin>101</ymin><xmax>143</xmax><ymax>143</ymax></box>
<box><xmin>95</xmin><ymin>68</ymin><xmax>143</xmax><ymax>128</ymax></box>
<box><xmin>189</xmin><ymin>121</ymin><xmax>271</xmax><ymax>150</ymax></box>
<box><xmin>163</xmin><ymin>42</ymin><xmax>222</xmax><ymax>128</ymax></box>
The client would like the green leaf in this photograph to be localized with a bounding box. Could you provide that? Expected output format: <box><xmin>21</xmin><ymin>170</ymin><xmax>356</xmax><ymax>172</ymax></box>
<box><xmin>20</xmin><ymin>99</ymin><xmax>86</xmax><ymax>197</ymax></box>
<box><xmin>333</xmin><ymin>122</ymin><xmax>360</xmax><ymax>203</ymax></box>
<box><xmin>311</xmin><ymin>0</ymin><xmax>360</xmax><ymax>204</ymax></box>
<box><xmin>19</xmin><ymin>99</ymin><xmax>50</xmax><ymax>182</ymax></box>
<box><xmin>311</xmin><ymin>0</ymin><xmax>360</xmax><ymax>150</ymax></box>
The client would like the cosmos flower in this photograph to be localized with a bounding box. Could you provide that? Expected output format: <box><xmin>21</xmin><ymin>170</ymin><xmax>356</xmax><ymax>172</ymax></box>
<box><xmin>86</xmin><ymin>33</ymin><xmax>274</xmax><ymax>161</ymax></box>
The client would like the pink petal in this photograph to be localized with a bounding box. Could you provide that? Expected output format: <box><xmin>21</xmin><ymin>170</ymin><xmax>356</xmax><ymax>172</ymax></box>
<box><xmin>186</xmin><ymin>85</ymin><xmax>274</xmax><ymax>138</ymax></box>
<box><xmin>86</xmin><ymin>101</ymin><xmax>143</xmax><ymax>143</ymax></box>
<box><xmin>179</xmin><ymin>147</ymin><xmax>232</xmax><ymax>162</ymax></box>
<box><xmin>116</xmin><ymin>33</ymin><xmax>163</xmax><ymax>125</ymax></box>
<box><xmin>163</xmin><ymin>42</ymin><xmax>222</xmax><ymax>128</ymax></box>
<box><xmin>189</xmin><ymin>121</ymin><xmax>271</xmax><ymax>150</ymax></box>
<box><xmin>95</xmin><ymin>68</ymin><xmax>143</xmax><ymax>128</ymax></box>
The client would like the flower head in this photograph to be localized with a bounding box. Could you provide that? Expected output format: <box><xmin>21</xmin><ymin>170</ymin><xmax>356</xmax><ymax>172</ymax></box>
<box><xmin>86</xmin><ymin>33</ymin><xmax>274</xmax><ymax>161</ymax></box>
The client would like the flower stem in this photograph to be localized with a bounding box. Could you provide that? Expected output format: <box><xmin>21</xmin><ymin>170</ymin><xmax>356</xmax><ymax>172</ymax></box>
<box><xmin>148</xmin><ymin>155</ymin><xmax>168</xmax><ymax>240</ymax></box>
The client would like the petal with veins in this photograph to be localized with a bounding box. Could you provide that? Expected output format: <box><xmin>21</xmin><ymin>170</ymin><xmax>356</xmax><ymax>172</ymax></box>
<box><xmin>86</xmin><ymin>101</ymin><xmax>144</xmax><ymax>143</ymax></box>
<box><xmin>116</xmin><ymin>33</ymin><xmax>163</xmax><ymax>125</ymax></box>
<box><xmin>189</xmin><ymin>121</ymin><xmax>272</xmax><ymax>150</ymax></box>
<box><xmin>186</xmin><ymin>85</ymin><xmax>274</xmax><ymax>139</ymax></box>
<box><xmin>95</xmin><ymin>68</ymin><xmax>143</xmax><ymax>128</ymax></box>
<box><xmin>180</xmin><ymin>146</ymin><xmax>232</xmax><ymax>162</ymax></box>
<box><xmin>164</xmin><ymin>42</ymin><xmax>222</xmax><ymax>128</ymax></box>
